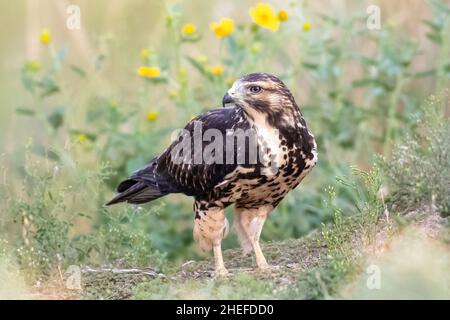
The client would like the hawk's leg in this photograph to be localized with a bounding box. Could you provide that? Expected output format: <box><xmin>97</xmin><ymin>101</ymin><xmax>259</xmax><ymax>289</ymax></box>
<box><xmin>235</xmin><ymin>205</ymin><xmax>273</xmax><ymax>270</ymax></box>
<box><xmin>193</xmin><ymin>203</ymin><xmax>229</xmax><ymax>276</ymax></box>
<box><xmin>213</xmin><ymin>243</ymin><xmax>227</xmax><ymax>276</ymax></box>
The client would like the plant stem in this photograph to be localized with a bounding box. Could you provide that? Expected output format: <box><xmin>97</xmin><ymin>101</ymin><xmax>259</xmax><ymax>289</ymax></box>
<box><xmin>384</xmin><ymin>73</ymin><xmax>403</xmax><ymax>156</ymax></box>
<box><xmin>435</xmin><ymin>16</ymin><xmax>450</xmax><ymax>115</ymax></box>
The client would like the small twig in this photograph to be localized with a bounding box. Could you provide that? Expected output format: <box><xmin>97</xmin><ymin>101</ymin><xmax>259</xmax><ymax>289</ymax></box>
<box><xmin>181</xmin><ymin>260</ymin><xmax>195</xmax><ymax>268</ymax></box>
<box><xmin>81</xmin><ymin>266</ymin><xmax>166</xmax><ymax>278</ymax></box>
<box><xmin>57</xmin><ymin>264</ymin><xmax>65</xmax><ymax>286</ymax></box>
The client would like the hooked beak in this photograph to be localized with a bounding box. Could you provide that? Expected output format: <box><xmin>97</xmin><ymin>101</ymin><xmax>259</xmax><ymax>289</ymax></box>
<box><xmin>222</xmin><ymin>92</ymin><xmax>234</xmax><ymax>107</ymax></box>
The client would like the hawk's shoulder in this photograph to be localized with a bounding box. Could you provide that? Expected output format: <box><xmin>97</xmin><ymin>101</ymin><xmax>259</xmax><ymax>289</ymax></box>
<box><xmin>155</xmin><ymin>107</ymin><xmax>249</xmax><ymax>197</ymax></box>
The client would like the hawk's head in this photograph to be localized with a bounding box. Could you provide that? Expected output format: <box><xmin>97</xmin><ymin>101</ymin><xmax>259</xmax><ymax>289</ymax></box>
<box><xmin>222</xmin><ymin>73</ymin><xmax>300</xmax><ymax>127</ymax></box>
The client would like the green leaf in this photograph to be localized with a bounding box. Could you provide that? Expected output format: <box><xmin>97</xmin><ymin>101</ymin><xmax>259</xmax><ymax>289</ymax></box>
<box><xmin>359</xmin><ymin>56</ymin><xmax>377</xmax><ymax>66</ymax></box>
<box><xmin>423</xmin><ymin>19</ymin><xmax>442</xmax><ymax>32</ymax></box>
<box><xmin>70</xmin><ymin>65</ymin><xmax>87</xmax><ymax>78</ymax></box>
<box><xmin>37</xmin><ymin>76</ymin><xmax>60</xmax><ymax>97</ymax></box>
<box><xmin>180</xmin><ymin>35</ymin><xmax>201</xmax><ymax>43</ymax></box>
<box><xmin>186</xmin><ymin>56</ymin><xmax>207</xmax><ymax>76</ymax></box>
<box><xmin>444</xmin><ymin>62</ymin><xmax>450</xmax><ymax>73</ymax></box>
<box><xmin>413</xmin><ymin>69</ymin><xmax>436</xmax><ymax>78</ymax></box>
<box><xmin>31</xmin><ymin>144</ymin><xmax>60</xmax><ymax>161</ymax></box>
<box><xmin>426</xmin><ymin>32</ymin><xmax>442</xmax><ymax>44</ymax></box>
<box><xmin>147</xmin><ymin>77</ymin><xmax>168</xmax><ymax>84</ymax></box>
<box><xmin>318</xmin><ymin>14</ymin><xmax>339</xmax><ymax>25</ymax></box>
<box><xmin>77</xmin><ymin>212</ymin><xmax>92</xmax><ymax>219</ymax></box>
<box><xmin>21</xmin><ymin>69</ymin><xmax>35</xmax><ymax>93</ymax></box>
<box><xmin>47</xmin><ymin>107</ymin><xmax>65</xmax><ymax>130</ymax></box>
<box><xmin>302</xmin><ymin>62</ymin><xmax>319</xmax><ymax>70</ymax></box>
<box><xmin>16</xmin><ymin>107</ymin><xmax>35</xmax><ymax>116</ymax></box>
<box><xmin>95</xmin><ymin>54</ymin><xmax>106</xmax><ymax>71</ymax></box>
<box><xmin>352</xmin><ymin>78</ymin><xmax>374</xmax><ymax>87</ymax></box>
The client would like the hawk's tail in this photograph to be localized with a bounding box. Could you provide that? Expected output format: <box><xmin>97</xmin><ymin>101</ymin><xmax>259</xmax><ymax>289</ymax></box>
<box><xmin>105</xmin><ymin>162</ymin><xmax>168</xmax><ymax>206</ymax></box>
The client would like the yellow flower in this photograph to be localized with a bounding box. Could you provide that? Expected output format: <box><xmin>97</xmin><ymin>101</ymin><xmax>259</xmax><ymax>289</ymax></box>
<box><xmin>249</xmin><ymin>3</ymin><xmax>279</xmax><ymax>32</ymax></box>
<box><xmin>302</xmin><ymin>22</ymin><xmax>311</xmax><ymax>31</ymax></box>
<box><xmin>208</xmin><ymin>65</ymin><xmax>224</xmax><ymax>76</ymax></box>
<box><xmin>39</xmin><ymin>28</ymin><xmax>52</xmax><ymax>44</ymax></box>
<box><xmin>146</xmin><ymin>111</ymin><xmax>159</xmax><ymax>121</ymax></box>
<box><xmin>168</xmin><ymin>89</ymin><xmax>178</xmax><ymax>99</ymax></box>
<box><xmin>182</xmin><ymin>23</ymin><xmax>197</xmax><ymax>35</ymax></box>
<box><xmin>210</xmin><ymin>18</ymin><xmax>234</xmax><ymax>38</ymax></box>
<box><xmin>137</xmin><ymin>66</ymin><xmax>161</xmax><ymax>78</ymax></box>
<box><xmin>78</xmin><ymin>133</ymin><xmax>87</xmax><ymax>143</ymax></box>
<box><xmin>140</xmin><ymin>48</ymin><xmax>150</xmax><ymax>58</ymax></box>
<box><xmin>278</xmin><ymin>10</ymin><xmax>288</xmax><ymax>22</ymax></box>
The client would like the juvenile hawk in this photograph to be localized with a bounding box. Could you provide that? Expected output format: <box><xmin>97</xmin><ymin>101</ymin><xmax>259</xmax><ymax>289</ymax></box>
<box><xmin>107</xmin><ymin>73</ymin><xmax>317</xmax><ymax>275</ymax></box>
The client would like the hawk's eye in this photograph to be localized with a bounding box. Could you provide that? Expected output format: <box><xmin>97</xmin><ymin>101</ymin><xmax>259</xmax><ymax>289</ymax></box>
<box><xmin>249</xmin><ymin>86</ymin><xmax>262</xmax><ymax>93</ymax></box>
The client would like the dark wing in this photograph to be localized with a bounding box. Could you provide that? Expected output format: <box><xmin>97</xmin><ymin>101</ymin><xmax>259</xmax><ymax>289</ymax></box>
<box><xmin>155</xmin><ymin>107</ymin><xmax>248</xmax><ymax>197</ymax></box>
<box><xmin>106</xmin><ymin>107</ymin><xmax>248</xmax><ymax>205</ymax></box>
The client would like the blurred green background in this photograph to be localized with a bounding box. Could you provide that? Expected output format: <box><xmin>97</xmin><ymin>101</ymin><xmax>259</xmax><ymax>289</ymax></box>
<box><xmin>0</xmin><ymin>0</ymin><xmax>449</xmax><ymax>283</ymax></box>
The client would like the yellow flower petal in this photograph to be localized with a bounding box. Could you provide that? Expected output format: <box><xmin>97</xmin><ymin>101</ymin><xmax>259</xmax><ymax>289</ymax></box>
<box><xmin>249</xmin><ymin>3</ymin><xmax>279</xmax><ymax>32</ymax></box>
<box><xmin>182</xmin><ymin>23</ymin><xmax>197</xmax><ymax>35</ymax></box>
<box><xmin>208</xmin><ymin>65</ymin><xmax>224</xmax><ymax>76</ymax></box>
<box><xmin>78</xmin><ymin>133</ymin><xmax>87</xmax><ymax>143</ymax></box>
<box><xmin>39</xmin><ymin>28</ymin><xmax>52</xmax><ymax>44</ymax></box>
<box><xmin>210</xmin><ymin>18</ymin><xmax>234</xmax><ymax>38</ymax></box>
<box><xmin>146</xmin><ymin>111</ymin><xmax>159</xmax><ymax>121</ymax></box>
<box><xmin>302</xmin><ymin>22</ymin><xmax>311</xmax><ymax>31</ymax></box>
<box><xmin>278</xmin><ymin>10</ymin><xmax>288</xmax><ymax>22</ymax></box>
<box><xmin>140</xmin><ymin>48</ymin><xmax>150</xmax><ymax>58</ymax></box>
<box><xmin>137</xmin><ymin>66</ymin><xmax>161</xmax><ymax>78</ymax></box>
